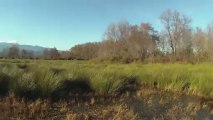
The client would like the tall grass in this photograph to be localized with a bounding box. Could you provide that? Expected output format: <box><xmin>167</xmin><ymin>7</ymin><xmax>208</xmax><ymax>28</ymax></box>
<box><xmin>0</xmin><ymin>59</ymin><xmax>213</xmax><ymax>99</ymax></box>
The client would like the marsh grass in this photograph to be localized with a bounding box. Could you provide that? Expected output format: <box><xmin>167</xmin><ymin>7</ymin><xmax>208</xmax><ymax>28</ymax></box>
<box><xmin>10</xmin><ymin>72</ymin><xmax>39</xmax><ymax>99</ymax></box>
<box><xmin>1</xmin><ymin>59</ymin><xmax>213</xmax><ymax>120</ymax></box>
<box><xmin>0</xmin><ymin>60</ymin><xmax>213</xmax><ymax>99</ymax></box>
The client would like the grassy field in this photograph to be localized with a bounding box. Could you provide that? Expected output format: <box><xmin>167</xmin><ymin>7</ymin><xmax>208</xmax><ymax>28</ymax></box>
<box><xmin>1</xmin><ymin>59</ymin><xmax>213</xmax><ymax>98</ymax></box>
<box><xmin>0</xmin><ymin>59</ymin><xmax>213</xmax><ymax>119</ymax></box>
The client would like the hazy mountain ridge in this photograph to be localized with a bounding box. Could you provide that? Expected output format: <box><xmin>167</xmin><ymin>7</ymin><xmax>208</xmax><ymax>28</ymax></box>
<box><xmin>0</xmin><ymin>42</ymin><xmax>48</xmax><ymax>56</ymax></box>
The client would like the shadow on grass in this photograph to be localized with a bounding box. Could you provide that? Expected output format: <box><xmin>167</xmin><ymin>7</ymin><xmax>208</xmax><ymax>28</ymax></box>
<box><xmin>17</xmin><ymin>64</ymin><xmax>28</xmax><ymax>69</ymax></box>
<box><xmin>0</xmin><ymin>73</ymin><xmax>11</xmax><ymax>96</ymax></box>
<box><xmin>115</xmin><ymin>76</ymin><xmax>141</xmax><ymax>96</ymax></box>
<box><xmin>50</xmin><ymin>67</ymin><xmax>65</xmax><ymax>75</ymax></box>
<box><xmin>51</xmin><ymin>77</ymin><xmax>94</xmax><ymax>101</ymax></box>
<box><xmin>15</xmin><ymin>88</ymin><xmax>40</xmax><ymax>100</ymax></box>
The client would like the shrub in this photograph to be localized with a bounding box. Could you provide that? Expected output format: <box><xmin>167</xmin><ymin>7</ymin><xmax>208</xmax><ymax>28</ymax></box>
<box><xmin>11</xmin><ymin>73</ymin><xmax>39</xmax><ymax>99</ymax></box>
<box><xmin>33</xmin><ymin>70</ymin><xmax>61</xmax><ymax>98</ymax></box>
<box><xmin>91</xmin><ymin>71</ymin><xmax>122</xmax><ymax>94</ymax></box>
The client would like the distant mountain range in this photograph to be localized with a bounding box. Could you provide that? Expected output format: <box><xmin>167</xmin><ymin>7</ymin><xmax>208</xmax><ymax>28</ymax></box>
<box><xmin>0</xmin><ymin>42</ymin><xmax>48</xmax><ymax>56</ymax></box>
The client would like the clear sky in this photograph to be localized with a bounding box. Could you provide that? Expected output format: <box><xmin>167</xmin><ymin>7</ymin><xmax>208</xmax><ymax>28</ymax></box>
<box><xmin>0</xmin><ymin>0</ymin><xmax>213</xmax><ymax>50</ymax></box>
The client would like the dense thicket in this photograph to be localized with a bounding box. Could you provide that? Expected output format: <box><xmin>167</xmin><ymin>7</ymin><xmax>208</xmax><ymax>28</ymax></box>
<box><xmin>1</xmin><ymin>10</ymin><xmax>213</xmax><ymax>62</ymax></box>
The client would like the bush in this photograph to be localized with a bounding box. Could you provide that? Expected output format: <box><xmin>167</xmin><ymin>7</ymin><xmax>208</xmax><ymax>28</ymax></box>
<box><xmin>11</xmin><ymin>73</ymin><xmax>40</xmax><ymax>99</ymax></box>
<box><xmin>33</xmin><ymin>70</ymin><xmax>61</xmax><ymax>98</ymax></box>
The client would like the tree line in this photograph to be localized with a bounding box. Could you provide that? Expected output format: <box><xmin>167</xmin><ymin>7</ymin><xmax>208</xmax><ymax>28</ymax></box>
<box><xmin>1</xmin><ymin>10</ymin><xmax>213</xmax><ymax>62</ymax></box>
<box><xmin>0</xmin><ymin>46</ymin><xmax>35</xmax><ymax>59</ymax></box>
<box><xmin>0</xmin><ymin>46</ymin><xmax>64</xmax><ymax>60</ymax></box>
<box><xmin>70</xmin><ymin>10</ymin><xmax>213</xmax><ymax>63</ymax></box>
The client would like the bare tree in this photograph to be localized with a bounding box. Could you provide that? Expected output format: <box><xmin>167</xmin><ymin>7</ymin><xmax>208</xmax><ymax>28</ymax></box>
<box><xmin>160</xmin><ymin>10</ymin><xmax>192</xmax><ymax>55</ymax></box>
<box><xmin>205</xmin><ymin>22</ymin><xmax>213</xmax><ymax>60</ymax></box>
<box><xmin>8</xmin><ymin>45</ymin><xmax>20</xmax><ymax>58</ymax></box>
<box><xmin>127</xmin><ymin>23</ymin><xmax>158</xmax><ymax>61</ymax></box>
<box><xmin>193</xmin><ymin>27</ymin><xmax>207</xmax><ymax>54</ymax></box>
<box><xmin>49</xmin><ymin>47</ymin><xmax>60</xmax><ymax>59</ymax></box>
<box><xmin>43</xmin><ymin>49</ymin><xmax>49</xmax><ymax>59</ymax></box>
<box><xmin>158</xmin><ymin>31</ymin><xmax>170</xmax><ymax>54</ymax></box>
<box><xmin>60</xmin><ymin>51</ymin><xmax>71</xmax><ymax>60</ymax></box>
<box><xmin>100</xmin><ymin>22</ymin><xmax>131</xmax><ymax>61</ymax></box>
<box><xmin>70</xmin><ymin>42</ymin><xmax>100</xmax><ymax>60</ymax></box>
<box><xmin>21</xmin><ymin>49</ymin><xmax>29</xmax><ymax>58</ymax></box>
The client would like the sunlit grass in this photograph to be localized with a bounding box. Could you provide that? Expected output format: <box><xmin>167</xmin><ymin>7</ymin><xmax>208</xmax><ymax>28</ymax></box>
<box><xmin>0</xmin><ymin>59</ymin><xmax>213</xmax><ymax>98</ymax></box>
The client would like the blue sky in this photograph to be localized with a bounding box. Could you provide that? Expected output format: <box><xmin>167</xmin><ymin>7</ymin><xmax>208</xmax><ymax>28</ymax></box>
<box><xmin>0</xmin><ymin>0</ymin><xmax>213</xmax><ymax>50</ymax></box>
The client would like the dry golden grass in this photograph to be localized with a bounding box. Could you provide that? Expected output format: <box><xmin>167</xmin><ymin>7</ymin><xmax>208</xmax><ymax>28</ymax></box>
<box><xmin>0</xmin><ymin>87</ymin><xmax>213</xmax><ymax>120</ymax></box>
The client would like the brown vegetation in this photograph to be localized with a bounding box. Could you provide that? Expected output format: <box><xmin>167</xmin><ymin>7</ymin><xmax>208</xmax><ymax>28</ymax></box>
<box><xmin>0</xmin><ymin>87</ymin><xmax>212</xmax><ymax>120</ymax></box>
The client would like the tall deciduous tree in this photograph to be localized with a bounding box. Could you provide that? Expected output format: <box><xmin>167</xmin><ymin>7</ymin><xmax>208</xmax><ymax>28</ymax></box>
<box><xmin>160</xmin><ymin>10</ymin><xmax>192</xmax><ymax>55</ymax></box>
<box><xmin>98</xmin><ymin>21</ymin><xmax>158</xmax><ymax>62</ymax></box>
<box><xmin>70</xmin><ymin>42</ymin><xmax>100</xmax><ymax>60</ymax></box>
